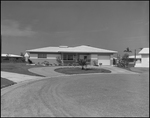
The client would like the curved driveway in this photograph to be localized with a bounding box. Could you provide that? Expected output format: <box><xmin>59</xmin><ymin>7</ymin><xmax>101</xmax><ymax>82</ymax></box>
<box><xmin>28</xmin><ymin>66</ymin><xmax>138</xmax><ymax>77</ymax></box>
<box><xmin>2</xmin><ymin>66</ymin><xmax>148</xmax><ymax>117</ymax></box>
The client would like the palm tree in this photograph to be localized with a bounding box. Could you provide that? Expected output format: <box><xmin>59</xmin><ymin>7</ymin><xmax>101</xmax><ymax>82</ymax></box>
<box><xmin>124</xmin><ymin>47</ymin><xmax>132</xmax><ymax>53</ymax></box>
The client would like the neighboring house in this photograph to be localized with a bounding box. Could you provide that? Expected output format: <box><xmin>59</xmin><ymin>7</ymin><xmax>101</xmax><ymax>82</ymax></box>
<box><xmin>138</xmin><ymin>48</ymin><xmax>149</xmax><ymax>67</ymax></box>
<box><xmin>26</xmin><ymin>45</ymin><xmax>117</xmax><ymax>65</ymax></box>
<box><xmin>1</xmin><ymin>54</ymin><xmax>23</xmax><ymax>62</ymax></box>
<box><xmin>128</xmin><ymin>55</ymin><xmax>141</xmax><ymax>63</ymax></box>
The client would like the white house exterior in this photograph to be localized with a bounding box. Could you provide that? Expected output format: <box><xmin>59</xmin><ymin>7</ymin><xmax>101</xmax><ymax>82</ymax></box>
<box><xmin>138</xmin><ymin>48</ymin><xmax>149</xmax><ymax>67</ymax></box>
<box><xmin>26</xmin><ymin>45</ymin><xmax>117</xmax><ymax>66</ymax></box>
<box><xmin>128</xmin><ymin>55</ymin><xmax>141</xmax><ymax>67</ymax></box>
<box><xmin>1</xmin><ymin>54</ymin><xmax>23</xmax><ymax>57</ymax></box>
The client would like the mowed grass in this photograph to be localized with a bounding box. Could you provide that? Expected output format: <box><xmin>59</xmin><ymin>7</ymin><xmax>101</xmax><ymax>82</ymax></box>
<box><xmin>1</xmin><ymin>77</ymin><xmax>16</xmax><ymax>89</ymax></box>
<box><xmin>130</xmin><ymin>67</ymin><xmax>149</xmax><ymax>73</ymax></box>
<box><xmin>1</xmin><ymin>63</ymin><xmax>45</xmax><ymax>77</ymax></box>
<box><xmin>55</xmin><ymin>67</ymin><xmax>111</xmax><ymax>75</ymax></box>
<box><xmin>1</xmin><ymin>63</ymin><xmax>45</xmax><ymax>89</ymax></box>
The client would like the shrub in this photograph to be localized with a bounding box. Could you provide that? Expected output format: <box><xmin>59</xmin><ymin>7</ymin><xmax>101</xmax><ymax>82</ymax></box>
<box><xmin>56</xmin><ymin>56</ymin><xmax>62</xmax><ymax>66</ymax></box>
<box><xmin>72</xmin><ymin>62</ymin><xmax>79</xmax><ymax>66</ymax></box>
<box><xmin>9</xmin><ymin>58</ymin><xmax>16</xmax><ymax>62</ymax></box>
<box><xmin>93</xmin><ymin>60</ymin><xmax>98</xmax><ymax>66</ymax></box>
<box><xmin>78</xmin><ymin>59</ymin><xmax>88</xmax><ymax>70</ymax></box>
<box><xmin>41</xmin><ymin>61</ymin><xmax>49</xmax><ymax>66</ymax></box>
<box><xmin>121</xmin><ymin>53</ymin><xmax>129</xmax><ymax>68</ymax></box>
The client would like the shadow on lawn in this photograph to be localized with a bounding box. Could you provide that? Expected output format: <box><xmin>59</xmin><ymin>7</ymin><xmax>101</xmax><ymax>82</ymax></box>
<box><xmin>1</xmin><ymin>77</ymin><xmax>17</xmax><ymax>89</ymax></box>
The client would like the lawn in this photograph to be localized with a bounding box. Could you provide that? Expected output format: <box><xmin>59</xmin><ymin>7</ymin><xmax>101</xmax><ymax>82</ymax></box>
<box><xmin>1</xmin><ymin>63</ymin><xmax>45</xmax><ymax>77</ymax></box>
<box><xmin>54</xmin><ymin>67</ymin><xmax>111</xmax><ymax>75</ymax></box>
<box><xmin>1</xmin><ymin>77</ymin><xmax>16</xmax><ymax>89</ymax></box>
<box><xmin>130</xmin><ymin>67</ymin><xmax>149</xmax><ymax>73</ymax></box>
<box><xmin>1</xmin><ymin>63</ymin><xmax>46</xmax><ymax>89</ymax></box>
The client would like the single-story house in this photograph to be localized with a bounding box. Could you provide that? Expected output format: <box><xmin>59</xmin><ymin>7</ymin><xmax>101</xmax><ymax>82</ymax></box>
<box><xmin>26</xmin><ymin>45</ymin><xmax>117</xmax><ymax>66</ymax></box>
<box><xmin>128</xmin><ymin>55</ymin><xmax>142</xmax><ymax>67</ymax></box>
<box><xmin>1</xmin><ymin>54</ymin><xmax>23</xmax><ymax>62</ymax></box>
<box><xmin>138</xmin><ymin>48</ymin><xmax>149</xmax><ymax>67</ymax></box>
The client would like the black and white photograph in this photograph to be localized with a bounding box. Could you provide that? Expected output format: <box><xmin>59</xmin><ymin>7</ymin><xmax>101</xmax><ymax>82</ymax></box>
<box><xmin>1</xmin><ymin>1</ymin><xmax>149</xmax><ymax>117</ymax></box>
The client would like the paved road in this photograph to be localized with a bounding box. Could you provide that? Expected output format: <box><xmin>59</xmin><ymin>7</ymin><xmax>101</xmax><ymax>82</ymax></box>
<box><xmin>1</xmin><ymin>72</ymin><xmax>149</xmax><ymax>117</ymax></box>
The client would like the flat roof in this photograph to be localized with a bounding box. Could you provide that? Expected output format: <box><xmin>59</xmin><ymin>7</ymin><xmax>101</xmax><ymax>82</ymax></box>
<box><xmin>26</xmin><ymin>45</ymin><xmax>118</xmax><ymax>53</ymax></box>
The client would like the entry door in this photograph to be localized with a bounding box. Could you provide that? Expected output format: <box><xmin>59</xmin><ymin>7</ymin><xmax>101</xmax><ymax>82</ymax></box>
<box><xmin>98</xmin><ymin>55</ymin><xmax>110</xmax><ymax>65</ymax></box>
<box><xmin>84</xmin><ymin>56</ymin><xmax>87</xmax><ymax>59</ymax></box>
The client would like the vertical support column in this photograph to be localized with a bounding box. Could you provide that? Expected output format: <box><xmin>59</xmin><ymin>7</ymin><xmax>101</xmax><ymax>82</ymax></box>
<box><xmin>76</xmin><ymin>53</ymin><xmax>78</xmax><ymax>62</ymax></box>
<box><xmin>134</xmin><ymin>49</ymin><xmax>136</xmax><ymax>65</ymax></box>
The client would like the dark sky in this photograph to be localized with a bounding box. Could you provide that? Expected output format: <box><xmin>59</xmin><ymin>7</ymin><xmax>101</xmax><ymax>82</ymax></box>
<box><xmin>1</xmin><ymin>1</ymin><xmax>149</xmax><ymax>56</ymax></box>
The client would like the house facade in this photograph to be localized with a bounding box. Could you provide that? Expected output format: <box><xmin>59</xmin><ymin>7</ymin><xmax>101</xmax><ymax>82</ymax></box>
<box><xmin>26</xmin><ymin>45</ymin><xmax>117</xmax><ymax>66</ymax></box>
<box><xmin>138</xmin><ymin>48</ymin><xmax>149</xmax><ymax>67</ymax></box>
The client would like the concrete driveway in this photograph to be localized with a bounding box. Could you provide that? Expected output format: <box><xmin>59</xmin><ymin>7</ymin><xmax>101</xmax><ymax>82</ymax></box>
<box><xmin>2</xmin><ymin>66</ymin><xmax>148</xmax><ymax>117</ymax></box>
<box><xmin>28</xmin><ymin>66</ymin><xmax>138</xmax><ymax>77</ymax></box>
<box><xmin>1</xmin><ymin>72</ymin><xmax>149</xmax><ymax>117</ymax></box>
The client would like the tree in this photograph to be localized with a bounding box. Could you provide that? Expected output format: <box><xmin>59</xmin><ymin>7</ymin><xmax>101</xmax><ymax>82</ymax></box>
<box><xmin>78</xmin><ymin>59</ymin><xmax>87</xmax><ymax>70</ymax></box>
<box><xmin>123</xmin><ymin>47</ymin><xmax>132</xmax><ymax>68</ymax></box>
<box><xmin>122</xmin><ymin>53</ymin><xmax>129</xmax><ymax>68</ymax></box>
<box><xmin>56</xmin><ymin>56</ymin><xmax>62</xmax><ymax>66</ymax></box>
<box><xmin>124</xmin><ymin>47</ymin><xmax>132</xmax><ymax>53</ymax></box>
<box><xmin>20</xmin><ymin>52</ymin><xmax>24</xmax><ymax>57</ymax></box>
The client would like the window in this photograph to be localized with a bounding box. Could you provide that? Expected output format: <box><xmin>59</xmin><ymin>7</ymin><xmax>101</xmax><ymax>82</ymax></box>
<box><xmin>38</xmin><ymin>54</ymin><xmax>47</xmax><ymax>58</ymax></box>
<box><xmin>63</xmin><ymin>54</ymin><xmax>74</xmax><ymax>60</ymax></box>
<box><xmin>68</xmin><ymin>54</ymin><xmax>73</xmax><ymax>60</ymax></box>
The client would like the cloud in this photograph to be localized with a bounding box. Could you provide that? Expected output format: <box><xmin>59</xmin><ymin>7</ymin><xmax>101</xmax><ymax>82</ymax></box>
<box><xmin>1</xmin><ymin>20</ymin><xmax>37</xmax><ymax>37</ymax></box>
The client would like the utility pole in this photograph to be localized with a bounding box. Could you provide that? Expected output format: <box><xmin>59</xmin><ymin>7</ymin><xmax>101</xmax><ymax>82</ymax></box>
<box><xmin>134</xmin><ymin>49</ymin><xmax>136</xmax><ymax>65</ymax></box>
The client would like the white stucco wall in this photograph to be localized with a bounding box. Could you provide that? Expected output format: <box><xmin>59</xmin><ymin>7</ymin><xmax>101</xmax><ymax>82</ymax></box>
<box><xmin>47</xmin><ymin>54</ymin><xmax>60</xmax><ymax>59</ymax></box>
<box><xmin>29</xmin><ymin>53</ymin><xmax>61</xmax><ymax>64</ymax></box>
<box><xmin>141</xmin><ymin>54</ymin><xmax>149</xmax><ymax>67</ymax></box>
<box><xmin>29</xmin><ymin>53</ymin><xmax>38</xmax><ymax>59</ymax></box>
<box><xmin>91</xmin><ymin>54</ymin><xmax>98</xmax><ymax>60</ymax></box>
<box><xmin>29</xmin><ymin>53</ymin><xmax>60</xmax><ymax>59</ymax></box>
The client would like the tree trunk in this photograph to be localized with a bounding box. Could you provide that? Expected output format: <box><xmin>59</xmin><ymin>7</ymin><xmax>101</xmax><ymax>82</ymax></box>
<box><xmin>82</xmin><ymin>66</ymin><xmax>84</xmax><ymax>70</ymax></box>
